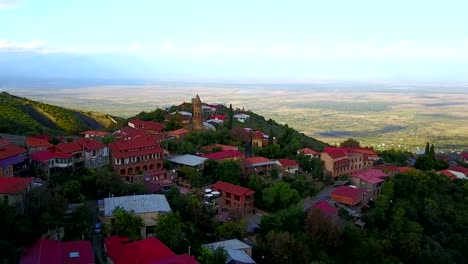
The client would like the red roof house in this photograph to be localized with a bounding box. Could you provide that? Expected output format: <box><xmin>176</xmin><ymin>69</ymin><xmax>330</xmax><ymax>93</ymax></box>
<box><xmin>0</xmin><ymin>142</ymin><xmax>27</xmax><ymax>177</ymax></box>
<box><xmin>213</xmin><ymin>181</ymin><xmax>255</xmax><ymax>216</ymax></box>
<box><xmin>105</xmin><ymin>236</ymin><xmax>198</xmax><ymax>264</ymax></box>
<box><xmin>25</xmin><ymin>137</ymin><xmax>53</xmax><ymax>153</ymax></box>
<box><xmin>297</xmin><ymin>148</ymin><xmax>320</xmax><ymax>157</ymax></box>
<box><xmin>311</xmin><ymin>201</ymin><xmax>338</xmax><ymax>216</ymax></box>
<box><xmin>244</xmin><ymin>157</ymin><xmax>276</xmax><ymax>176</ymax></box>
<box><xmin>108</xmin><ymin>136</ymin><xmax>164</xmax><ymax>175</ymax></box>
<box><xmin>203</xmin><ymin>150</ymin><xmax>244</xmax><ymax>161</ymax></box>
<box><xmin>276</xmin><ymin>158</ymin><xmax>299</xmax><ymax>174</ymax></box>
<box><xmin>331</xmin><ymin>186</ymin><xmax>365</xmax><ymax>206</ymax></box>
<box><xmin>211</xmin><ymin>114</ymin><xmax>227</xmax><ymax>121</ymax></box>
<box><xmin>461</xmin><ymin>152</ymin><xmax>468</xmax><ymax>162</ymax></box>
<box><xmin>20</xmin><ymin>238</ymin><xmax>94</xmax><ymax>264</ymax></box>
<box><xmin>128</xmin><ymin>119</ymin><xmax>165</xmax><ymax>133</ymax></box>
<box><xmin>80</xmin><ymin>130</ymin><xmax>110</xmax><ymax>138</ymax></box>
<box><xmin>0</xmin><ymin>176</ymin><xmax>32</xmax><ymax>195</ymax></box>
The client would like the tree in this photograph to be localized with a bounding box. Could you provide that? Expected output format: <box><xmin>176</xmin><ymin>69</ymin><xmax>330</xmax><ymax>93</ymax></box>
<box><xmin>154</xmin><ymin>212</ymin><xmax>185</xmax><ymax>250</ymax></box>
<box><xmin>414</xmin><ymin>155</ymin><xmax>435</xmax><ymax>171</ymax></box>
<box><xmin>59</xmin><ymin>180</ymin><xmax>83</xmax><ymax>203</ymax></box>
<box><xmin>110</xmin><ymin>207</ymin><xmax>144</xmax><ymax>239</ymax></box>
<box><xmin>429</xmin><ymin>144</ymin><xmax>436</xmax><ymax>159</ymax></box>
<box><xmin>217</xmin><ymin>160</ymin><xmax>242</xmax><ymax>185</ymax></box>
<box><xmin>263</xmin><ymin>182</ymin><xmax>300</xmax><ymax>212</ymax></box>
<box><xmin>197</xmin><ymin>246</ymin><xmax>227</xmax><ymax>264</ymax></box>
<box><xmin>340</xmin><ymin>138</ymin><xmax>360</xmax><ymax>147</ymax></box>
<box><xmin>226</xmin><ymin>104</ymin><xmax>233</xmax><ymax>130</ymax></box>
<box><xmin>215</xmin><ymin>220</ymin><xmax>247</xmax><ymax>240</ymax></box>
<box><xmin>425</xmin><ymin>142</ymin><xmax>430</xmax><ymax>155</ymax></box>
<box><xmin>268</xmin><ymin>128</ymin><xmax>274</xmax><ymax>145</ymax></box>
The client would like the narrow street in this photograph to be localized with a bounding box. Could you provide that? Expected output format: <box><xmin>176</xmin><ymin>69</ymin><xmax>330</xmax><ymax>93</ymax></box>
<box><xmin>87</xmin><ymin>200</ymin><xmax>106</xmax><ymax>264</ymax></box>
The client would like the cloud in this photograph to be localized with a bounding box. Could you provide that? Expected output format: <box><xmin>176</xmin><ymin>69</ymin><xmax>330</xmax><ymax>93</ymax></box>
<box><xmin>0</xmin><ymin>39</ymin><xmax>51</xmax><ymax>52</ymax></box>
<box><xmin>0</xmin><ymin>0</ymin><xmax>20</xmax><ymax>9</ymax></box>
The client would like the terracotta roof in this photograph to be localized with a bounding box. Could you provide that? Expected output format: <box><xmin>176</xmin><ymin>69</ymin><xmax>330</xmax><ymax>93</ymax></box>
<box><xmin>351</xmin><ymin>169</ymin><xmax>388</xmax><ymax>184</ymax></box>
<box><xmin>332</xmin><ymin>186</ymin><xmax>365</xmax><ymax>199</ymax></box>
<box><xmin>26</xmin><ymin>137</ymin><xmax>54</xmax><ymax>149</ymax></box>
<box><xmin>109</xmin><ymin>137</ymin><xmax>162</xmax><ymax>159</ymax></box>
<box><xmin>31</xmin><ymin>149</ymin><xmax>73</xmax><ymax>162</ymax></box>
<box><xmin>55</xmin><ymin>142</ymin><xmax>83</xmax><ymax>154</ymax></box>
<box><xmin>440</xmin><ymin>170</ymin><xmax>457</xmax><ymax>180</ymax></box>
<box><xmin>204</xmin><ymin>150</ymin><xmax>244</xmax><ymax>161</ymax></box>
<box><xmin>168</xmin><ymin>128</ymin><xmax>191</xmax><ymax>136</ymax></box>
<box><xmin>277</xmin><ymin>158</ymin><xmax>298</xmax><ymax>167</ymax></box>
<box><xmin>0</xmin><ymin>138</ymin><xmax>11</xmax><ymax>146</ymax></box>
<box><xmin>311</xmin><ymin>201</ymin><xmax>338</xmax><ymax>216</ymax></box>
<box><xmin>461</xmin><ymin>152</ymin><xmax>468</xmax><ymax>159</ymax></box>
<box><xmin>20</xmin><ymin>238</ymin><xmax>94</xmax><ymax>264</ymax></box>
<box><xmin>105</xmin><ymin>236</ymin><xmax>176</xmax><ymax>264</ymax></box>
<box><xmin>80</xmin><ymin>130</ymin><xmax>110</xmax><ymax>137</ymax></box>
<box><xmin>77</xmin><ymin>138</ymin><xmax>106</xmax><ymax>151</ymax></box>
<box><xmin>214</xmin><ymin>144</ymin><xmax>239</xmax><ymax>151</ymax></box>
<box><xmin>297</xmin><ymin>148</ymin><xmax>320</xmax><ymax>155</ymax></box>
<box><xmin>213</xmin><ymin>181</ymin><xmax>254</xmax><ymax>196</ymax></box>
<box><xmin>323</xmin><ymin>147</ymin><xmax>348</xmax><ymax>159</ymax></box>
<box><xmin>114</xmin><ymin>126</ymin><xmax>146</xmax><ymax>139</ymax></box>
<box><xmin>0</xmin><ymin>143</ymin><xmax>27</xmax><ymax>160</ymax></box>
<box><xmin>211</xmin><ymin>114</ymin><xmax>227</xmax><ymax>120</ymax></box>
<box><xmin>252</xmin><ymin>131</ymin><xmax>264</xmax><ymax>139</ymax></box>
<box><xmin>448</xmin><ymin>166</ymin><xmax>468</xmax><ymax>175</ymax></box>
<box><xmin>244</xmin><ymin>157</ymin><xmax>273</xmax><ymax>166</ymax></box>
<box><xmin>0</xmin><ymin>177</ymin><xmax>32</xmax><ymax>194</ymax></box>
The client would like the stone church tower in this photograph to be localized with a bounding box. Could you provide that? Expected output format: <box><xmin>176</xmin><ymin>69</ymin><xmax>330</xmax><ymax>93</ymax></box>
<box><xmin>191</xmin><ymin>94</ymin><xmax>204</xmax><ymax>131</ymax></box>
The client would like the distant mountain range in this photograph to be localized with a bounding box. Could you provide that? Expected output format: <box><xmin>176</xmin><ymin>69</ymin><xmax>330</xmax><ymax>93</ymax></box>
<box><xmin>0</xmin><ymin>92</ymin><xmax>119</xmax><ymax>135</ymax></box>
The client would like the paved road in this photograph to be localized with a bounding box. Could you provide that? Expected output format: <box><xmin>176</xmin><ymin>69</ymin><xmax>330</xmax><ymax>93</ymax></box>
<box><xmin>87</xmin><ymin>200</ymin><xmax>106</xmax><ymax>264</ymax></box>
<box><xmin>302</xmin><ymin>185</ymin><xmax>335</xmax><ymax>211</ymax></box>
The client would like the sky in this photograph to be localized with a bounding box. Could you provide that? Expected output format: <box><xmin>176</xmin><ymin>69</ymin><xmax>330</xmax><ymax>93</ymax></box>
<box><xmin>1</xmin><ymin>0</ymin><xmax>468</xmax><ymax>83</ymax></box>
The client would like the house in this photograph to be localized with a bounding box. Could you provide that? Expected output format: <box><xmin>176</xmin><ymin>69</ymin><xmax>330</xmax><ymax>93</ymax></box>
<box><xmin>244</xmin><ymin>157</ymin><xmax>276</xmax><ymax>177</ymax></box>
<box><xmin>113</xmin><ymin>126</ymin><xmax>147</xmax><ymax>141</ymax></box>
<box><xmin>204</xmin><ymin>239</ymin><xmax>256</xmax><ymax>264</ymax></box>
<box><xmin>25</xmin><ymin>137</ymin><xmax>53</xmax><ymax>153</ymax></box>
<box><xmin>167</xmin><ymin>154</ymin><xmax>208</xmax><ymax>170</ymax></box>
<box><xmin>167</xmin><ymin>128</ymin><xmax>190</xmax><ymax>142</ymax></box>
<box><xmin>233</xmin><ymin>114</ymin><xmax>250</xmax><ymax>123</ymax></box>
<box><xmin>297</xmin><ymin>148</ymin><xmax>320</xmax><ymax>158</ymax></box>
<box><xmin>309</xmin><ymin>201</ymin><xmax>338</xmax><ymax>217</ymax></box>
<box><xmin>20</xmin><ymin>238</ymin><xmax>94</xmax><ymax>264</ymax></box>
<box><xmin>373</xmin><ymin>165</ymin><xmax>413</xmax><ymax>175</ymax></box>
<box><xmin>461</xmin><ymin>152</ymin><xmax>468</xmax><ymax>163</ymax></box>
<box><xmin>276</xmin><ymin>158</ymin><xmax>299</xmax><ymax>174</ymax></box>
<box><xmin>350</xmin><ymin>169</ymin><xmax>388</xmax><ymax>198</ymax></box>
<box><xmin>80</xmin><ymin>130</ymin><xmax>110</xmax><ymax>140</ymax></box>
<box><xmin>203</xmin><ymin>150</ymin><xmax>244</xmax><ymax>162</ymax></box>
<box><xmin>212</xmin><ymin>181</ymin><xmax>255</xmax><ymax>217</ymax></box>
<box><xmin>105</xmin><ymin>236</ymin><xmax>199</xmax><ymax>264</ymax></box>
<box><xmin>128</xmin><ymin>119</ymin><xmax>165</xmax><ymax>134</ymax></box>
<box><xmin>447</xmin><ymin>166</ymin><xmax>468</xmax><ymax>176</ymax></box>
<box><xmin>439</xmin><ymin>169</ymin><xmax>467</xmax><ymax>180</ymax></box>
<box><xmin>331</xmin><ymin>186</ymin><xmax>365</xmax><ymax>207</ymax></box>
<box><xmin>108</xmin><ymin>136</ymin><xmax>164</xmax><ymax>175</ymax></box>
<box><xmin>321</xmin><ymin>147</ymin><xmax>372</xmax><ymax>179</ymax></box>
<box><xmin>103</xmin><ymin>194</ymin><xmax>171</xmax><ymax>237</ymax></box>
<box><xmin>251</xmin><ymin>131</ymin><xmax>275</xmax><ymax>148</ymax></box>
<box><xmin>0</xmin><ymin>139</ymin><xmax>28</xmax><ymax>177</ymax></box>
<box><xmin>77</xmin><ymin>138</ymin><xmax>110</xmax><ymax>169</ymax></box>
<box><xmin>31</xmin><ymin>149</ymin><xmax>74</xmax><ymax>176</ymax></box>
<box><xmin>54</xmin><ymin>141</ymin><xmax>85</xmax><ymax>166</ymax></box>
<box><xmin>208</xmin><ymin>114</ymin><xmax>227</xmax><ymax>124</ymax></box>
<box><xmin>0</xmin><ymin>176</ymin><xmax>32</xmax><ymax>207</ymax></box>
<box><xmin>208</xmin><ymin>144</ymin><xmax>239</xmax><ymax>152</ymax></box>
<box><xmin>165</xmin><ymin>111</ymin><xmax>193</xmax><ymax>126</ymax></box>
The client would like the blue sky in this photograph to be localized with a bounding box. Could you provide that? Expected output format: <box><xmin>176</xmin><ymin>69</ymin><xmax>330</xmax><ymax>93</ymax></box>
<box><xmin>1</xmin><ymin>0</ymin><xmax>468</xmax><ymax>82</ymax></box>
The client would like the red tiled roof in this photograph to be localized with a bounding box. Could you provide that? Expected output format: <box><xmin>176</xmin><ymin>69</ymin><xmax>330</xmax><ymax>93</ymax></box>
<box><xmin>109</xmin><ymin>137</ymin><xmax>162</xmax><ymax>159</ymax></box>
<box><xmin>31</xmin><ymin>149</ymin><xmax>73</xmax><ymax>162</ymax></box>
<box><xmin>0</xmin><ymin>143</ymin><xmax>27</xmax><ymax>160</ymax></box>
<box><xmin>297</xmin><ymin>148</ymin><xmax>320</xmax><ymax>155</ymax></box>
<box><xmin>26</xmin><ymin>137</ymin><xmax>54</xmax><ymax>149</ymax></box>
<box><xmin>351</xmin><ymin>169</ymin><xmax>388</xmax><ymax>184</ymax></box>
<box><xmin>77</xmin><ymin>138</ymin><xmax>106</xmax><ymax>151</ymax></box>
<box><xmin>129</xmin><ymin>119</ymin><xmax>165</xmax><ymax>131</ymax></box>
<box><xmin>332</xmin><ymin>186</ymin><xmax>365</xmax><ymax>199</ymax></box>
<box><xmin>114</xmin><ymin>126</ymin><xmax>147</xmax><ymax>139</ymax></box>
<box><xmin>461</xmin><ymin>152</ymin><xmax>468</xmax><ymax>159</ymax></box>
<box><xmin>105</xmin><ymin>236</ymin><xmax>176</xmax><ymax>264</ymax></box>
<box><xmin>0</xmin><ymin>177</ymin><xmax>32</xmax><ymax>194</ymax></box>
<box><xmin>252</xmin><ymin>131</ymin><xmax>264</xmax><ymax>139</ymax></box>
<box><xmin>323</xmin><ymin>147</ymin><xmax>348</xmax><ymax>159</ymax></box>
<box><xmin>245</xmin><ymin>157</ymin><xmax>272</xmax><ymax>166</ymax></box>
<box><xmin>213</xmin><ymin>144</ymin><xmax>238</xmax><ymax>151</ymax></box>
<box><xmin>440</xmin><ymin>170</ymin><xmax>457</xmax><ymax>180</ymax></box>
<box><xmin>55</xmin><ymin>142</ymin><xmax>83</xmax><ymax>154</ymax></box>
<box><xmin>203</xmin><ymin>150</ymin><xmax>244</xmax><ymax>161</ymax></box>
<box><xmin>0</xmin><ymin>138</ymin><xmax>11</xmax><ymax>146</ymax></box>
<box><xmin>211</xmin><ymin>114</ymin><xmax>227</xmax><ymax>120</ymax></box>
<box><xmin>448</xmin><ymin>166</ymin><xmax>468</xmax><ymax>175</ymax></box>
<box><xmin>168</xmin><ymin>129</ymin><xmax>191</xmax><ymax>136</ymax></box>
<box><xmin>277</xmin><ymin>158</ymin><xmax>298</xmax><ymax>167</ymax></box>
<box><xmin>80</xmin><ymin>130</ymin><xmax>110</xmax><ymax>137</ymax></box>
<box><xmin>213</xmin><ymin>181</ymin><xmax>254</xmax><ymax>196</ymax></box>
<box><xmin>20</xmin><ymin>238</ymin><xmax>94</xmax><ymax>264</ymax></box>
<box><xmin>312</xmin><ymin>201</ymin><xmax>338</xmax><ymax>216</ymax></box>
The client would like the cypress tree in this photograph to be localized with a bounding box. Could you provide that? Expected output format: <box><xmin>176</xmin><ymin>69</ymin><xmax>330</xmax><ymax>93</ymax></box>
<box><xmin>424</xmin><ymin>142</ymin><xmax>430</xmax><ymax>155</ymax></box>
<box><xmin>430</xmin><ymin>144</ymin><xmax>436</xmax><ymax>159</ymax></box>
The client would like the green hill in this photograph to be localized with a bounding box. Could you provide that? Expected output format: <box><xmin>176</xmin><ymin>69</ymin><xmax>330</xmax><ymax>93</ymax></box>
<box><xmin>0</xmin><ymin>92</ymin><xmax>118</xmax><ymax>135</ymax></box>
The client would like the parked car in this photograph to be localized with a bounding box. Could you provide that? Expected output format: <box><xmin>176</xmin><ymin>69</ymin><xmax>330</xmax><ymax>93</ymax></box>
<box><xmin>94</xmin><ymin>223</ymin><xmax>101</xmax><ymax>234</ymax></box>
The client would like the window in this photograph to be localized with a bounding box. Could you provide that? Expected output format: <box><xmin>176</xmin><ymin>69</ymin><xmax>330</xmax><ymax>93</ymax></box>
<box><xmin>226</xmin><ymin>193</ymin><xmax>231</xmax><ymax>198</ymax></box>
<box><xmin>234</xmin><ymin>195</ymin><xmax>240</xmax><ymax>201</ymax></box>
